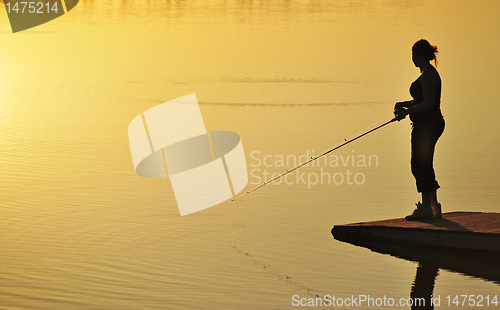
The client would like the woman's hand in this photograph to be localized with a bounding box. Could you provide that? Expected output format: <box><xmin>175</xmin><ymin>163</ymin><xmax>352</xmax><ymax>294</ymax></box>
<box><xmin>394</xmin><ymin>100</ymin><xmax>413</xmax><ymax>110</ymax></box>
<box><xmin>394</xmin><ymin>108</ymin><xmax>408</xmax><ymax>121</ymax></box>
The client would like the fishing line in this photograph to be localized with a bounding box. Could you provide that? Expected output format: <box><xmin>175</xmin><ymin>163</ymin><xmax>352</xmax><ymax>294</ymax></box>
<box><xmin>229</xmin><ymin>115</ymin><xmax>400</xmax><ymax>297</ymax></box>
<box><xmin>231</xmin><ymin>199</ymin><xmax>242</xmax><ymax>246</ymax></box>
<box><xmin>232</xmin><ymin>115</ymin><xmax>399</xmax><ymax>201</ymax></box>
<box><xmin>229</xmin><ymin>197</ymin><xmax>321</xmax><ymax>296</ymax></box>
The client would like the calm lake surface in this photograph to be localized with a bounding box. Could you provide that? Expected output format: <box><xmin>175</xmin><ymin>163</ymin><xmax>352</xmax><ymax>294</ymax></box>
<box><xmin>1</xmin><ymin>0</ymin><xmax>499</xmax><ymax>309</ymax></box>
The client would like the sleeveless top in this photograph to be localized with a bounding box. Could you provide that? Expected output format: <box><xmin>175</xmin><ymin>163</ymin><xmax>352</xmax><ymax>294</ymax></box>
<box><xmin>409</xmin><ymin>66</ymin><xmax>443</xmax><ymax>123</ymax></box>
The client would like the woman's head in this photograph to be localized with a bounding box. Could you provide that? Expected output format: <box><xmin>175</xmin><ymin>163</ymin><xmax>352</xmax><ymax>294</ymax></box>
<box><xmin>412</xmin><ymin>39</ymin><xmax>438</xmax><ymax>66</ymax></box>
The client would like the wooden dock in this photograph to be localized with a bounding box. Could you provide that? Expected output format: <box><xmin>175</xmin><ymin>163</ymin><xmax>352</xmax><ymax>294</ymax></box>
<box><xmin>332</xmin><ymin>211</ymin><xmax>500</xmax><ymax>253</ymax></box>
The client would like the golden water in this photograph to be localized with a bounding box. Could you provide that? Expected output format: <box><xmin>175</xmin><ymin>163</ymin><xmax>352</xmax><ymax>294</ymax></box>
<box><xmin>1</xmin><ymin>0</ymin><xmax>499</xmax><ymax>309</ymax></box>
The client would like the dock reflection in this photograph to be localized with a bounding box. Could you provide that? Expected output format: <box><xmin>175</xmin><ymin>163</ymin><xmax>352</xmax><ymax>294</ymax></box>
<box><xmin>333</xmin><ymin>233</ymin><xmax>500</xmax><ymax>309</ymax></box>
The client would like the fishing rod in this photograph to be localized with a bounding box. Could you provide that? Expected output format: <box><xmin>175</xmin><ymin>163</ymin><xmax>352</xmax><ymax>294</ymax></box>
<box><xmin>232</xmin><ymin>116</ymin><xmax>400</xmax><ymax>201</ymax></box>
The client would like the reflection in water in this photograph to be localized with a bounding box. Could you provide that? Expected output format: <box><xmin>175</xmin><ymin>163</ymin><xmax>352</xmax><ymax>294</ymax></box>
<box><xmin>69</xmin><ymin>0</ymin><xmax>421</xmax><ymax>25</ymax></box>
<box><xmin>198</xmin><ymin>101</ymin><xmax>382</xmax><ymax>107</ymax></box>
<box><xmin>411</xmin><ymin>263</ymin><xmax>439</xmax><ymax>309</ymax></box>
<box><xmin>333</xmin><ymin>233</ymin><xmax>500</xmax><ymax>309</ymax></box>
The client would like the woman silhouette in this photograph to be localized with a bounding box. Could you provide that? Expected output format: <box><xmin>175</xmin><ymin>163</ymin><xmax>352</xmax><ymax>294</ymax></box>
<box><xmin>394</xmin><ymin>39</ymin><xmax>445</xmax><ymax>220</ymax></box>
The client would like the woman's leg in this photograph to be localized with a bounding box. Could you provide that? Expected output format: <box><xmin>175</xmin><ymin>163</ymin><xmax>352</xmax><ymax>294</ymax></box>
<box><xmin>422</xmin><ymin>190</ymin><xmax>441</xmax><ymax>218</ymax></box>
<box><xmin>411</xmin><ymin>123</ymin><xmax>443</xmax><ymax>194</ymax></box>
<box><xmin>422</xmin><ymin>191</ymin><xmax>438</xmax><ymax>205</ymax></box>
<box><xmin>407</xmin><ymin>119</ymin><xmax>444</xmax><ymax>220</ymax></box>
<box><xmin>411</xmin><ymin>118</ymin><xmax>444</xmax><ymax>192</ymax></box>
